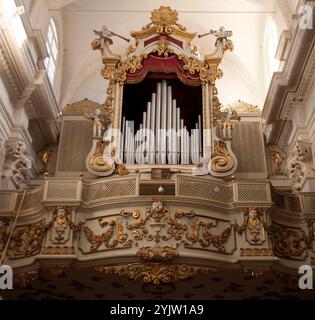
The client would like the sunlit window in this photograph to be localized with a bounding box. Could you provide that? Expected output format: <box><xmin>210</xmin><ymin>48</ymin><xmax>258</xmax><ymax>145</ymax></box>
<box><xmin>265</xmin><ymin>17</ymin><xmax>280</xmax><ymax>81</ymax></box>
<box><xmin>44</xmin><ymin>18</ymin><xmax>59</xmax><ymax>84</ymax></box>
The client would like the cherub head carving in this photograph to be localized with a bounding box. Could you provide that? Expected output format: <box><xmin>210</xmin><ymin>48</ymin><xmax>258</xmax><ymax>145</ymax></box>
<box><xmin>151</xmin><ymin>198</ymin><xmax>164</xmax><ymax>214</ymax></box>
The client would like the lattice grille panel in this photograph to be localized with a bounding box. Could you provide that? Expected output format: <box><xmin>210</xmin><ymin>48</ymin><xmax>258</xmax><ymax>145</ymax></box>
<box><xmin>231</xmin><ymin>123</ymin><xmax>266</xmax><ymax>173</ymax></box>
<box><xmin>0</xmin><ymin>193</ymin><xmax>14</xmax><ymax>211</ymax></box>
<box><xmin>82</xmin><ymin>177</ymin><xmax>138</xmax><ymax>203</ymax></box>
<box><xmin>56</xmin><ymin>121</ymin><xmax>92</xmax><ymax>172</ymax></box>
<box><xmin>271</xmin><ymin>189</ymin><xmax>302</xmax><ymax>212</ymax></box>
<box><xmin>15</xmin><ymin>187</ymin><xmax>43</xmax><ymax>211</ymax></box>
<box><xmin>237</xmin><ymin>184</ymin><xmax>269</xmax><ymax>202</ymax></box>
<box><xmin>177</xmin><ymin>176</ymin><xmax>233</xmax><ymax>204</ymax></box>
<box><xmin>303</xmin><ymin>195</ymin><xmax>315</xmax><ymax>213</ymax></box>
<box><xmin>46</xmin><ymin>181</ymin><xmax>79</xmax><ymax>200</ymax></box>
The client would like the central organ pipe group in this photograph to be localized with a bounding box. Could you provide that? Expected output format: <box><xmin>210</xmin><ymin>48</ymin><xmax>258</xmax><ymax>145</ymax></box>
<box><xmin>120</xmin><ymin>80</ymin><xmax>202</xmax><ymax>165</ymax></box>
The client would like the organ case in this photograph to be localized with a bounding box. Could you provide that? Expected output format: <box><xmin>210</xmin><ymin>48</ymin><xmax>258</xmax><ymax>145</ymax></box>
<box><xmin>88</xmin><ymin>6</ymin><xmax>238</xmax><ymax>177</ymax></box>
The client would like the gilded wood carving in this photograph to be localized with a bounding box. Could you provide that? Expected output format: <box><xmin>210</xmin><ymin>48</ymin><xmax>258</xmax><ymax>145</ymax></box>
<box><xmin>80</xmin><ymin>199</ymin><xmax>236</xmax><ymax>255</ymax></box>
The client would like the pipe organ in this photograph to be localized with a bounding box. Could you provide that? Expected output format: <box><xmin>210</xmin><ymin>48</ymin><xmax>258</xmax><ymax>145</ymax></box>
<box><xmin>3</xmin><ymin>5</ymin><xmax>310</xmax><ymax>302</ymax></box>
<box><xmin>121</xmin><ymin>80</ymin><xmax>202</xmax><ymax>165</ymax></box>
<box><xmin>86</xmin><ymin>5</ymin><xmax>238</xmax><ymax>178</ymax></box>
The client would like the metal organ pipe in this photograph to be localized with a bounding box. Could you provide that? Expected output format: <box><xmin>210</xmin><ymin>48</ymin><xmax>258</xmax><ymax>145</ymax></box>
<box><xmin>161</xmin><ymin>80</ymin><xmax>167</xmax><ymax>164</ymax></box>
<box><xmin>155</xmin><ymin>83</ymin><xmax>161</xmax><ymax>163</ymax></box>
<box><xmin>171</xmin><ymin>99</ymin><xmax>177</xmax><ymax>164</ymax></box>
<box><xmin>122</xmin><ymin>80</ymin><xmax>202</xmax><ymax>165</ymax></box>
<box><xmin>176</xmin><ymin>107</ymin><xmax>180</xmax><ymax>163</ymax></box>
<box><xmin>150</xmin><ymin>93</ymin><xmax>156</xmax><ymax>164</ymax></box>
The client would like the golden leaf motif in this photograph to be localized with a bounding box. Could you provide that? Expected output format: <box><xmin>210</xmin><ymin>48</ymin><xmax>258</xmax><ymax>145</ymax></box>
<box><xmin>269</xmin><ymin>223</ymin><xmax>309</xmax><ymax>260</ymax></box>
<box><xmin>178</xmin><ymin>55</ymin><xmax>221</xmax><ymax>84</ymax></box>
<box><xmin>243</xmin><ymin>266</ymin><xmax>267</xmax><ymax>278</ymax></box>
<box><xmin>10</xmin><ymin>220</ymin><xmax>46</xmax><ymax>257</ymax></box>
<box><xmin>114</xmin><ymin>164</ymin><xmax>129</xmax><ymax>176</ymax></box>
<box><xmin>137</xmin><ymin>245</ymin><xmax>178</xmax><ymax>261</ymax></box>
<box><xmin>142</xmin><ymin>6</ymin><xmax>186</xmax><ymax>34</ymax></box>
<box><xmin>95</xmin><ymin>263</ymin><xmax>215</xmax><ymax>284</ymax></box>
<box><xmin>153</xmin><ymin>38</ymin><xmax>173</xmax><ymax>57</ymax></box>
<box><xmin>212</xmin><ymin>87</ymin><xmax>222</xmax><ymax>127</ymax></box>
<box><xmin>83</xmin><ymin>220</ymin><xmax>131</xmax><ymax>251</ymax></box>
<box><xmin>101</xmin><ymin>55</ymin><xmax>146</xmax><ymax>85</ymax></box>
<box><xmin>15</xmin><ymin>271</ymin><xmax>39</xmax><ymax>288</ymax></box>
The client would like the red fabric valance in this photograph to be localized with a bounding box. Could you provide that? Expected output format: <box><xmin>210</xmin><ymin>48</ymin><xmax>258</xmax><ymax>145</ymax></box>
<box><xmin>126</xmin><ymin>53</ymin><xmax>201</xmax><ymax>87</ymax></box>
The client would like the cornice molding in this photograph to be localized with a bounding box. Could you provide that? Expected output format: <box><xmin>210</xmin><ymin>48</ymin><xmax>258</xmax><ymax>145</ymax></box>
<box><xmin>263</xmin><ymin>13</ymin><xmax>315</xmax><ymax>145</ymax></box>
<box><xmin>0</xmin><ymin>9</ymin><xmax>60</xmax><ymax>147</ymax></box>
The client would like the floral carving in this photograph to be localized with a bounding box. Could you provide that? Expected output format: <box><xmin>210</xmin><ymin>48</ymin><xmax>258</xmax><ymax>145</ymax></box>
<box><xmin>114</xmin><ymin>164</ymin><xmax>129</xmax><ymax>175</ymax></box>
<box><xmin>14</xmin><ymin>271</ymin><xmax>39</xmax><ymax>288</ymax></box>
<box><xmin>269</xmin><ymin>223</ymin><xmax>309</xmax><ymax>260</ymax></box>
<box><xmin>137</xmin><ymin>245</ymin><xmax>178</xmax><ymax>261</ymax></box>
<box><xmin>81</xmin><ymin>199</ymin><xmax>235</xmax><ymax>254</ymax></box>
<box><xmin>153</xmin><ymin>38</ymin><xmax>173</xmax><ymax>57</ymax></box>
<box><xmin>83</xmin><ymin>217</ymin><xmax>132</xmax><ymax>251</ymax></box>
<box><xmin>142</xmin><ymin>6</ymin><xmax>186</xmax><ymax>34</ymax></box>
<box><xmin>178</xmin><ymin>55</ymin><xmax>221</xmax><ymax>84</ymax></box>
<box><xmin>95</xmin><ymin>263</ymin><xmax>215</xmax><ymax>284</ymax></box>
<box><xmin>10</xmin><ymin>220</ymin><xmax>46</xmax><ymax>257</ymax></box>
<box><xmin>100</xmin><ymin>55</ymin><xmax>147</xmax><ymax>85</ymax></box>
<box><xmin>243</xmin><ymin>266</ymin><xmax>267</xmax><ymax>278</ymax></box>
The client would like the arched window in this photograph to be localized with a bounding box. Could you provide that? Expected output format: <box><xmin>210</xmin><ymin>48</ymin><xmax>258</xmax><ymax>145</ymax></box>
<box><xmin>264</xmin><ymin>17</ymin><xmax>280</xmax><ymax>81</ymax></box>
<box><xmin>44</xmin><ymin>18</ymin><xmax>59</xmax><ymax>84</ymax></box>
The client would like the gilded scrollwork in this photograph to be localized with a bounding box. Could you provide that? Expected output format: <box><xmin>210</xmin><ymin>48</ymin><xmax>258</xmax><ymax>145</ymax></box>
<box><xmin>101</xmin><ymin>54</ymin><xmax>147</xmax><ymax>85</ymax></box>
<box><xmin>14</xmin><ymin>271</ymin><xmax>39</xmax><ymax>288</ymax></box>
<box><xmin>243</xmin><ymin>266</ymin><xmax>267</xmax><ymax>278</ymax></box>
<box><xmin>153</xmin><ymin>38</ymin><xmax>173</xmax><ymax>57</ymax></box>
<box><xmin>88</xmin><ymin>140</ymin><xmax>115</xmax><ymax>174</ymax></box>
<box><xmin>178</xmin><ymin>55</ymin><xmax>222</xmax><ymax>85</ymax></box>
<box><xmin>142</xmin><ymin>6</ymin><xmax>186</xmax><ymax>34</ymax></box>
<box><xmin>95</xmin><ymin>263</ymin><xmax>215</xmax><ymax>284</ymax></box>
<box><xmin>268</xmin><ymin>223</ymin><xmax>309</xmax><ymax>260</ymax></box>
<box><xmin>83</xmin><ymin>217</ymin><xmax>132</xmax><ymax>251</ymax></box>
<box><xmin>114</xmin><ymin>164</ymin><xmax>129</xmax><ymax>175</ymax></box>
<box><xmin>212</xmin><ymin>87</ymin><xmax>222</xmax><ymax>127</ymax></box>
<box><xmin>10</xmin><ymin>220</ymin><xmax>46</xmax><ymax>257</ymax></box>
<box><xmin>81</xmin><ymin>199</ymin><xmax>235</xmax><ymax>255</ymax></box>
<box><xmin>210</xmin><ymin>139</ymin><xmax>234</xmax><ymax>173</ymax></box>
<box><xmin>137</xmin><ymin>245</ymin><xmax>178</xmax><ymax>261</ymax></box>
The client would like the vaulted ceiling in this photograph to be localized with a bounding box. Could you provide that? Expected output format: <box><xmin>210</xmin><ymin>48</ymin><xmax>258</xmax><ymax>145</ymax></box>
<box><xmin>37</xmin><ymin>0</ymin><xmax>299</xmax><ymax>108</ymax></box>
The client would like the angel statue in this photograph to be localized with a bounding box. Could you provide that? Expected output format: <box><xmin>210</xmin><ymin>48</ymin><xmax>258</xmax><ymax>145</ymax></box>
<box><xmin>93</xmin><ymin>26</ymin><xmax>114</xmax><ymax>46</ymax></box>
